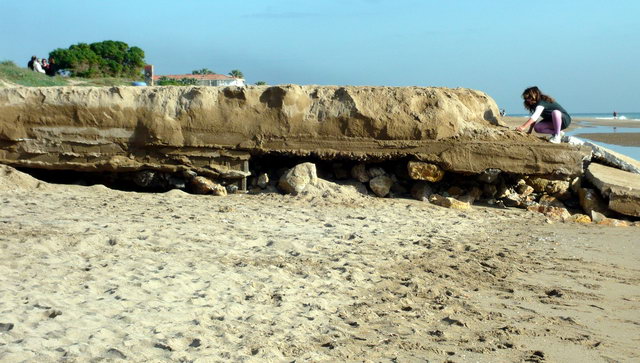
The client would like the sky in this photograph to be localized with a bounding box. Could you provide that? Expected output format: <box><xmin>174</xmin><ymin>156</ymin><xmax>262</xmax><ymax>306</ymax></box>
<box><xmin>1</xmin><ymin>0</ymin><xmax>639</xmax><ymax>113</ymax></box>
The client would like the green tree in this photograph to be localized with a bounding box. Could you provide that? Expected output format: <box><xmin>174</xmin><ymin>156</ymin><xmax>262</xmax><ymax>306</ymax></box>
<box><xmin>254</xmin><ymin>81</ymin><xmax>267</xmax><ymax>85</ymax></box>
<box><xmin>156</xmin><ymin>77</ymin><xmax>198</xmax><ymax>86</ymax></box>
<box><xmin>192</xmin><ymin>68</ymin><xmax>215</xmax><ymax>75</ymax></box>
<box><xmin>49</xmin><ymin>40</ymin><xmax>145</xmax><ymax>78</ymax></box>
<box><xmin>228</xmin><ymin>69</ymin><xmax>244</xmax><ymax>78</ymax></box>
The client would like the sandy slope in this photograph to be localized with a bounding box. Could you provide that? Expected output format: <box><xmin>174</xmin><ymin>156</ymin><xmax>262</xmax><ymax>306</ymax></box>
<box><xmin>0</xmin><ymin>166</ymin><xmax>638</xmax><ymax>362</ymax></box>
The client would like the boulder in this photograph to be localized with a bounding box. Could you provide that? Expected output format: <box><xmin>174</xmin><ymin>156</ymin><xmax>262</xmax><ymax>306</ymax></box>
<box><xmin>407</xmin><ymin>161</ymin><xmax>445</xmax><ymax>182</ymax></box>
<box><xmin>351</xmin><ymin>164</ymin><xmax>370</xmax><ymax>183</ymax></box>
<box><xmin>368</xmin><ymin>167</ymin><xmax>386</xmax><ymax>178</ymax></box>
<box><xmin>429</xmin><ymin>194</ymin><xmax>471</xmax><ymax>210</ymax></box>
<box><xmin>278</xmin><ymin>162</ymin><xmax>318</xmax><ymax>195</ymax></box>
<box><xmin>585</xmin><ymin>163</ymin><xmax>640</xmax><ymax>217</ymax></box>
<box><xmin>578</xmin><ymin>187</ymin><xmax>609</xmax><ymax>216</ymax></box>
<box><xmin>257</xmin><ymin>173</ymin><xmax>269</xmax><ymax>189</ymax></box>
<box><xmin>411</xmin><ymin>182</ymin><xmax>434</xmax><ymax>201</ymax></box>
<box><xmin>566</xmin><ymin>214</ymin><xmax>592</xmax><ymax>224</ymax></box>
<box><xmin>190</xmin><ymin>176</ymin><xmax>227</xmax><ymax>196</ymax></box>
<box><xmin>369</xmin><ymin>175</ymin><xmax>393</xmax><ymax>197</ymax></box>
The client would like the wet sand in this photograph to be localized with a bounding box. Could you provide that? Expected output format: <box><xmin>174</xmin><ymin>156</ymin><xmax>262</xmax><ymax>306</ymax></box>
<box><xmin>0</xmin><ymin>166</ymin><xmax>639</xmax><ymax>362</ymax></box>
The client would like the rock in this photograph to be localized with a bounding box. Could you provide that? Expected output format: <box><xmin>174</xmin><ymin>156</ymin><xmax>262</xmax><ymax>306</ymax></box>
<box><xmin>225</xmin><ymin>184</ymin><xmax>239</xmax><ymax>194</ymax></box>
<box><xmin>257</xmin><ymin>173</ymin><xmax>269</xmax><ymax>189</ymax></box>
<box><xmin>133</xmin><ymin>170</ymin><xmax>156</xmax><ymax>187</ymax></box>
<box><xmin>546</xmin><ymin>180</ymin><xmax>571</xmax><ymax>199</ymax></box>
<box><xmin>458</xmin><ymin>187</ymin><xmax>482</xmax><ymax>204</ymax></box>
<box><xmin>190</xmin><ymin>176</ymin><xmax>227</xmax><ymax>196</ymax></box>
<box><xmin>407</xmin><ymin>161</ymin><xmax>445</xmax><ymax>182</ymax></box>
<box><xmin>483</xmin><ymin>184</ymin><xmax>497</xmax><ymax>198</ymax></box>
<box><xmin>477</xmin><ymin>168</ymin><xmax>501</xmax><ymax>184</ymax></box>
<box><xmin>590</xmin><ymin>211</ymin><xmax>607</xmax><ymax>223</ymax></box>
<box><xmin>331</xmin><ymin>163</ymin><xmax>350</xmax><ymax>180</ymax></box>
<box><xmin>578</xmin><ymin>188</ymin><xmax>609</xmax><ymax>216</ymax></box>
<box><xmin>586</xmin><ymin>163</ymin><xmax>640</xmax><ymax>217</ymax></box>
<box><xmin>566</xmin><ymin>214</ymin><xmax>592</xmax><ymax>224</ymax></box>
<box><xmin>278</xmin><ymin>162</ymin><xmax>318</xmax><ymax>195</ymax></box>
<box><xmin>527</xmin><ymin>204</ymin><xmax>571</xmax><ymax>221</ymax></box>
<box><xmin>527</xmin><ymin>177</ymin><xmax>550</xmax><ymax>193</ymax></box>
<box><xmin>538</xmin><ymin>195</ymin><xmax>566</xmax><ymax>209</ymax></box>
<box><xmin>446</xmin><ymin>186</ymin><xmax>465</xmax><ymax>197</ymax></box>
<box><xmin>516</xmin><ymin>181</ymin><xmax>535</xmax><ymax>197</ymax></box>
<box><xmin>351</xmin><ymin>164</ymin><xmax>370</xmax><ymax>183</ymax></box>
<box><xmin>429</xmin><ymin>194</ymin><xmax>471</xmax><ymax>210</ymax></box>
<box><xmin>369</xmin><ymin>175</ymin><xmax>393</xmax><ymax>197</ymax></box>
<box><xmin>368</xmin><ymin>167</ymin><xmax>386</xmax><ymax>178</ymax></box>
<box><xmin>0</xmin><ymin>323</ymin><xmax>14</xmax><ymax>331</ymax></box>
<box><xmin>570</xmin><ymin>177</ymin><xmax>582</xmax><ymax>194</ymax></box>
<box><xmin>502</xmin><ymin>193</ymin><xmax>522</xmax><ymax>208</ymax></box>
<box><xmin>597</xmin><ymin>218</ymin><xmax>630</xmax><ymax>227</ymax></box>
<box><xmin>411</xmin><ymin>182</ymin><xmax>434</xmax><ymax>201</ymax></box>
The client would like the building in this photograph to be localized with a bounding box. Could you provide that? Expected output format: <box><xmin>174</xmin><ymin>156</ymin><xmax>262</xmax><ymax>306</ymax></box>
<box><xmin>152</xmin><ymin>73</ymin><xmax>246</xmax><ymax>87</ymax></box>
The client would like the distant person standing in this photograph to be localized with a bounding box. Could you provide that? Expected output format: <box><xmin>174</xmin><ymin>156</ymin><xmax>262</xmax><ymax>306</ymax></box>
<box><xmin>27</xmin><ymin>56</ymin><xmax>37</xmax><ymax>70</ymax></box>
<box><xmin>45</xmin><ymin>57</ymin><xmax>57</xmax><ymax>76</ymax></box>
<box><xmin>613</xmin><ymin>111</ymin><xmax>618</xmax><ymax>119</ymax></box>
<box><xmin>500</xmin><ymin>108</ymin><xmax>506</xmax><ymax>117</ymax></box>
<box><xmin>515</xmin><ymin>86</ymin><xmax>571</xmax><ymax>144</ymax></box>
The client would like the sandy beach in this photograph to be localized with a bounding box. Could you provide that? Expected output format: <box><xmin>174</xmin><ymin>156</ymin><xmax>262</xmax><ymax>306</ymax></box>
<box><xmin>0</xmin><ymin>165</ymin><xmax>639</xmax><ymax>362</ymax></box>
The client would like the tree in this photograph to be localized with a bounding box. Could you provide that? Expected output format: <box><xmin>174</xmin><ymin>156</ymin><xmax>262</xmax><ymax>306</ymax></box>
<box><xmin>192</xmin><ymin>68</ymin><xmax>215</xmax><ymax>75</ymax></box>
<box><xmin>254</xmin><ymin>81</ymin><xmax>267</xmax><ymax>85</ymax></box>
<box><xmin>228</xmin><ymin>69</ymin><xmax>244</xmax><ymax>78</ymax></box>
<box><xmin>49</xmin><ymin>40</ymin><xmax>145</xmax><ymax>78</ymax></box>
<box><xmin>157</xmin><ymin>77</ymin><xmax>198</xmax><ymax>86</ymax></box>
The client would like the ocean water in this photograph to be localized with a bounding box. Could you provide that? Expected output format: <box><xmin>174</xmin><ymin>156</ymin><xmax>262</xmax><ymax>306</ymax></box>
<box><xmin>573</xmin><ymin>112</ymin><xmax>640</xmax><ymax>121</ymax></box>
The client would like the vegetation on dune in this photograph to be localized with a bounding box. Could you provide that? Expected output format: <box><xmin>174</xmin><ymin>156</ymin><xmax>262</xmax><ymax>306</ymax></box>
<box><xmin>49</xmin><ymin>40</ymin><xmax>145</xmax><ymax>78</ymax></box>
<box><xmin>0</xmin><ymin>60</ymin><xmax>136</xmax><ymax>87</ymax></box>
<box><xmin>0</xmin><ymin>60</ymin><xmax>68</xmax><ymax>87</ymax></box>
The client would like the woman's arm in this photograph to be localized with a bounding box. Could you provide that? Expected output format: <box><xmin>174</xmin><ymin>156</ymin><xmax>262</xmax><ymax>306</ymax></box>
<box><xmin>516</xmin><ymin>105</ymin><xmax>544</xmax><ymax>132</ymax></box>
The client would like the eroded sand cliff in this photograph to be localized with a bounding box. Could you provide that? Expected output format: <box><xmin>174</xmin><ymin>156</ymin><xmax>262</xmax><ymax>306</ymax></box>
<box><xmin>0</xmin><ymin>85</ymin><xmax>589</xmax><ymax>178</ymax></box>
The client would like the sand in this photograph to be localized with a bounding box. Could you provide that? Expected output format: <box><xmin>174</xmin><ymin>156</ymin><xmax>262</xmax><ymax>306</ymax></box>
<box><xmin>0</xmin><ymin>165</ymin><xmax>638</xmax><ymax>362</ymax></box>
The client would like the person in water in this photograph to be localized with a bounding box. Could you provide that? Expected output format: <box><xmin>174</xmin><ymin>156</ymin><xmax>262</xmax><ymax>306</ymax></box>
<box><xmin>515</xmin><ymin>86</ymin><xmax>571</xmax><ymax>144</ymax></box>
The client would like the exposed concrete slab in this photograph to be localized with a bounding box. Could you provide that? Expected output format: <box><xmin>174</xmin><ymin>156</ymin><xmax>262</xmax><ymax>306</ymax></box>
<box><xmin>566</xmin><ymin>136</ymin><xmax>640</xmax><ymax>174</ymax></box>
<box><xmin>0</xmin><ymin>86</ymin><xmax>590</xmax><ymax>177</ymax></box>
<box><xmin>585</xmin><ymin>163</ymin><xmax>640</xmax><ymax>217</ymax></box>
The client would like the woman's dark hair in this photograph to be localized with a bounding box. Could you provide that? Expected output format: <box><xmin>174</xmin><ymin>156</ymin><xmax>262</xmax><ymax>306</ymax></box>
<box><xmin>522</xmin><ymin>86</ymin><xmax>555</xmax><ymax>112</ymax></box>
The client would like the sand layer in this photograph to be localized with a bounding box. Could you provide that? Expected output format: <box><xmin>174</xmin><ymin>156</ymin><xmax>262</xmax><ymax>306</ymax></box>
<box><xmin>0</xmin><ymin>167</ymin><xmax>638</xmax><ymax>362</ymax></box>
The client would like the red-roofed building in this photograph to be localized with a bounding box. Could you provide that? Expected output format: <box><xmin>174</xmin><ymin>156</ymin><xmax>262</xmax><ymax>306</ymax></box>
<box><xmin>152</xmin><ymin>73</ymin><xmax>246</xmax><ymax>87</ymax></box>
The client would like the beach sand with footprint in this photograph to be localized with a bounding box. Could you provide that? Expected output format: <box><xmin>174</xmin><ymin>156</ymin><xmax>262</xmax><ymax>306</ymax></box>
<box><xmin>0</xmin><ymin>165</ymin><xmax>638</xmax><ymax>362</ymax></box>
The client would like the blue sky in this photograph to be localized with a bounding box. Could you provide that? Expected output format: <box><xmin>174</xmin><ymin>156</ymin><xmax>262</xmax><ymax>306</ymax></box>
<box><xmin>1</xmin><ymin>0</ymin><xmax>638</xmax><ymax>113</ymax></box>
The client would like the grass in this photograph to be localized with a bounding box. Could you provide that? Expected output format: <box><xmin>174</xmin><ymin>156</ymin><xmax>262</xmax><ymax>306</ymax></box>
<box><xmin>0</xmin><ymin>60</ymin><xmax>137</xmax><ymax>87</ymax></box>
